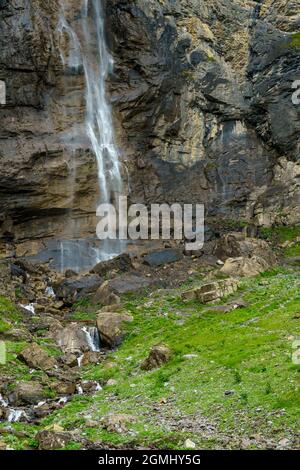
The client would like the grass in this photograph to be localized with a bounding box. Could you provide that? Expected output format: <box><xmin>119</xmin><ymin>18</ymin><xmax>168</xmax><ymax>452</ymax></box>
<box><xmin>288</xmin><ymin>32</ymin><xmax>300</xmax><ymax>51</ymax></box>
<box><xmin>0</xmin><ymin>296</ymin><xmax>22</xmax><ymax>333</ymax></box>
<box><xmin>3</xmin><ymin>267</ymin><xmax>296</xmax><ymax>450</ymax></box>
<box><xmin>260</xmin><ymin>225</ymin><xmax>300</xmax><ymax>257</ymax></box>
<box><xmin>1</xmin><ymin>262</ymin><xmax>299</xmax><ymax>450</ymax></box>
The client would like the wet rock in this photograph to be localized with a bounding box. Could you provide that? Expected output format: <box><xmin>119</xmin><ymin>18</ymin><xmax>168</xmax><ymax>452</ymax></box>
<box><xmin>18</xmin><ymin>343</ymin><xmax>58</xmax><ymax>372</ymax></box>
<box><xmin>143</xmin><ymin>249</ymin><xmax>183</xmax><ymax>267</ymax></box>
<box><xmin>220</xmin><ymin>256</ymin><xmax>270</xmax><ymax>277</ymax></box>
<box><xmin>36</xmin><ymin>430</ymin><xmax>73</xmax><ymax>450</ymax></box>
<box><xmin>107</xmin><ymin>274</ymin><xmax>154</xmax><ymax>295</ymax></box>
<box><xmin>100</xmin><ymin>413</ymin><xmax>135</xmax><ymax>434</ymax></box>
<box><xmin>53</xmin><ymin>275</ymin><xmax>101</xmax><ymax>305</ymax></box>
<box><xmin>10</xmin><ymin>263</ymin><xmax>27</xmax><ymax>282</ymax></box>
<box><xmin>64</xmin><ymin>269</ymin><xmax>77</xmax><ymax>278</ymax></box>
<box><xmin>141</xmin><ymin>344</ymin><xmax>172</xmax><ymax>371</ymax></box>
<box><xmin>182</xmin><ymin>279</ymin><xmax>239</xmax><ymax>304</ymax></box>
<box><xmin>96</xmin><ymin>312</ymin><xmax>133</xmax><ymax>348</ymax></box>
<box><xmin>13</xmin><ymin>381</ymin><xmax>46</xmax><ymax>405</ymax></box>
<box><xmin>55</xmin><ymin>323</ymin><xmax>97</xmax><ymax>355</ymax></box>
<box><xmin>90</xmin><ymin>254</ymin><xmax>133</xmax><ymax>276</ymax></box>
<box><xmin>78</xmin><ymin>381</ymin><xmax>102</xmax><ymax>394</ymax></box>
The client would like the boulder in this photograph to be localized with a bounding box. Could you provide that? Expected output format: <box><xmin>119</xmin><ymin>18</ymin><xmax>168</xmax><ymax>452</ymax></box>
<box><xmin>100</xmin><ymin>413</ymin><xmax>135</xmax><ymax>433</ymax></box>
<box><xmin>108</xmin><ymin>274</ymin><xmax>154</xmax><ymax>295</ymax></box>
<box><xmin>90</xmin><ymin>254</ymin><xmax>133</xmax><ymax>276</ymax></box>
<box><xmin>53</xmin><ymin>275</ymin><xmax>101</xmax><ymax>305</ymax></box>
<box><xmin>18</xmin><ymin>343</ymin><xmax>58</xmax><ymax>372</ymax></box>
<box><xmin>56</xmin><ymin>323</ymin><xmax>97</xmax><ymax>355</ymax></box>
<box><xmin>78</xmin><ymin>380</ymin><xmax>102</xmax><ymax>394</ymax></box>
<box><xmin>2</xmin><ymin>327</ymin><xmax>32</xmax><ymax>342</ymax></box>
<box><xmin>81</xmin><ymin>351</ymin><xmax>103</xmax><ymax>366</ymax></box>
<box><xmin>92</xmin><ymin>280</ymin><xmax>121</xmax><ymax>306</ymax></box>
<box><xmin>143</xmin><ymin>249</ymin><xmax>183</xmax><ymax>267</ymax></box>
<box><xmin>182</xmin><ymin>279</ymin><xmax>239</xmax><ymax>304</ymax></box>
<box><xmin>220</xmin><ymin>256</ymin><xmax>270</xmax><ymax>277</ymax></box>
<box><xmin>36</xmin><ymin>430</ymin><xmax>73</xmax><ymax>450</ymax></box>
<box><xmin>50</xmin><ymin>382</ymin><xmax>76</xmax><ymax>396</ymax></box>
<box><xmin>96</xmin><ymin>312</ymin><xmax>133</xmax><ymax>348</ymax></box>
<box><xmin>13</xmin><ymin>381</ymin><xmax>46</xmax><ymax>405</ymax></box>
<box><xmin>141</xmin><ymin>344</ymin><xmax>172</xmax><ymax>371</ymax></box>
<box><xmin>61</xmin><ymin>353</ymin><xmax>78</xmax><ymax>368</ymax></box>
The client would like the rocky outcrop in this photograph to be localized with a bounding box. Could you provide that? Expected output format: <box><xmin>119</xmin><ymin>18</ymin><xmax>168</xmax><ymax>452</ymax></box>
<box><xmin>18</xmin><ymin>343</ymin><xmax>58</xmax><ymax>372</ymax></box>
<box><xmin>213</xmin><ymin>233</ymin><xmax>277</xmax><ymax>264</ymax></box>
<box><xmin>182</xmin><ymin>278</ymin><xmax>239</xmax><ymax>303</ymax></box>
<box><xmin>53</xmin><ymin>275</ymin><xmax>101</xmax><ymax>305</ymax></box>
<box><xmin>107</xmin><ymin>0</ymin><xmax>300</xmax><ymax>228</ymax></box>
<box><xmin>220</xmin><ymin>256</ymin><xmax>271</xmax><ymax>277</ymax></box>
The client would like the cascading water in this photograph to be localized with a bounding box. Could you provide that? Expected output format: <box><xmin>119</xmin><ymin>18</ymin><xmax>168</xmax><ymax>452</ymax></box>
<box><xmin>82</xmin><ymin>326</ymin><xmax>100</xmax><ymax>352</ymax></box>
<box><xmin>57</xmin><ymin>0</ymin><xmax>124</xmax><ymax>271</ymax></box>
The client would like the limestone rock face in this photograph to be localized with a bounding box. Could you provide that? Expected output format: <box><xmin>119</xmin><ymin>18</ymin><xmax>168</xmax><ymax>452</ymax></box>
<box><xmin>182</xmin><ymin>279</ymin><xmax>239</xmax><ymax>303</ymax></box>
<box><xmin>107</xmin><ymin>0</ymin><xmax>300</xmax><ymax>225</ymax></box>
<box><xmin>0</xmin><ymin>1</ymin><xmax>99</xmax><ymax>256</ymax></box>
<box><xmin>0</xmin><ymin>0</ymin><xmax>299</xmax><ymax>261</ymax></box>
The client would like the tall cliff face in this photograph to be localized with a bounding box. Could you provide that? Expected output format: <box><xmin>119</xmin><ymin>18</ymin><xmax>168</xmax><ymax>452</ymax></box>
<box><xmin>0</xmin><ymin>0</ymin><xmax>299</xmax><ymax>261</ymax></box>
<box><xmin>0</xmin><ymin>0</ymin><xmax>101</xmax><ymax>261</ymax></box>
<box><xmin>107</xmin><ymin>0</ymin><xmax>300</xmax><ymax>224</ymax></box>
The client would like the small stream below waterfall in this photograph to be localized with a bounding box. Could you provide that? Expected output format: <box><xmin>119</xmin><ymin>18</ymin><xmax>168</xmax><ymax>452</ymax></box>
<box><xmin>57</xmin><ymin>0</ymin><xmax>125</xmax><ymax>272</ymax></box>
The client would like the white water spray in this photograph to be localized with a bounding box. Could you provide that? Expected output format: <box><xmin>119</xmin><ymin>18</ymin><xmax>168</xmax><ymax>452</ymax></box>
<box><xmin>82</xmin><ymin>326</ymin><xmax>101</xmax><ymax>352</ymax></box>
<box><xmin>57</xmin><ymin>0</ymin><xmax>124</xmax><ymax>270</ymax></box>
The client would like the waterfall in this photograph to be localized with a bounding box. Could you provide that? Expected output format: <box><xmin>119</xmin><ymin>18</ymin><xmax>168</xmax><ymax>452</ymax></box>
<box><xmin>57</xmin><ymin>0</ymin><xmax>124</xmax><ymax>271</ymax></box>
<box><xmin>7</xmin><ymin>409</ymin><xmax>26</xmax><ymax>423</ymax></box>
<box><xmin>82</xmin><ymin>326</ymin><xmax>101</xmax><ymax>352</ymax></box>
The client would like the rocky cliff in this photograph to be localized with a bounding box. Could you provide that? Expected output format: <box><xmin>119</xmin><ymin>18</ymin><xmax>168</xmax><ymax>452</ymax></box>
<box><xmin>0</xmin><ymin>0</ymin><xmax>299</xmax><ymax>264</ymax></box>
